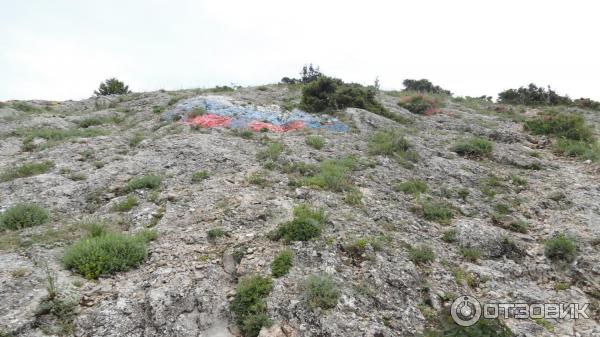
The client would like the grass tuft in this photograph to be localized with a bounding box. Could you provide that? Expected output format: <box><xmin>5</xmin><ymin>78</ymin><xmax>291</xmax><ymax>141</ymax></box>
<box><xmin>451</xmin><ymin>137</ymin><xmax>493</xmax><ymax>158</ymax></box>
<box><xmin>0</xmin><ymin>161</ymin><xmax>54</xmax><ymax>182</ymax></box>
<box><xmin>304</xmin><ymin>275</ymin><xmax>340</xmax><ymax>310</ymax></box>
<box><xmin>0</xmin><ymin>203</ymin><xmax>49</xmax><ymax>230</ymax></box>
<box><xmin>126</xmin><ymin>175</ymin><xmax>161</xmax><ymax>191</ymax></box>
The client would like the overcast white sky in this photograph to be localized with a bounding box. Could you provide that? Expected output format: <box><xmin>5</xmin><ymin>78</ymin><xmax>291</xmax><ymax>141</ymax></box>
<box><xmin>1</xmin><ymin>0</ymin><xmax>599</xmax><ymax>101</ymax></box>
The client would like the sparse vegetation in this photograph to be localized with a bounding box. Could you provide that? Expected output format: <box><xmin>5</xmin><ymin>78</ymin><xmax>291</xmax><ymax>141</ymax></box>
<box><xmin>16</xmin><ymin>127</ymin><xmax>105</xmax><ymax>151</ymax></box>
<box><xmin>34</xmin><ymin>269</ymin><xmax>78</xmax><ymax>336</ymax></box>
<box><xmin>94</xmin><ymin>78</ymin><xmax>131</xmax><ymax>96</ymax></box>
<box><xmin>305</xmin><ymin>135</ymin><xmax>325</xmax><ymax>149</ymax></box>
<box><xmin>248</xmin><ymin>171</ymin><xmax>270</xmax><ymax>187</ymax></box>
<box><xmin>0</xmin><ymin>161</ymin><xmax>54</xmax><ymax>182</ymax></box>
<box><xmin>441</xmin><ymin>229</ymin><xmax>458</xmax><ymax>243</ymax></box>
<box><xmin>129</xmin><ymin>133</ymin><xmax>145</xmax><ymax>147</ymax></box>
<box><xmin>271</xmin><ymin>249</ymin><xmax>293</xmax><ymax>277</ymax></box>
<box><xmin>62</xmin><ymin>225</ymin><xmax>156</xmax><ymax>279</ymax></box>
<box><xmin>394</xmin><ymin>179</ymin><xmax>427</xmax><ymax>195</ymax></box>
<box><xmin>304</xmin><ymin>275</ymin><xmax>340</xmax><ymax>310</ymax></box>
<box><xmin>112</xmin><ymin>195</ymin><xmax>137</xmax><ymax>212</ymax></box>
<box><xmin>524</xmin><ymin>112</ymin><xmax>593</xmax><ymax>142</ymax></box>
<box><xmin>256</xmin><ymin>142</ymin><xmax>284</xmax><ymax>163</ymax></box>
<box><xmin>0</xmin><ymin>203</ymin><xmax>49</xmax><ymax>230</ymax></box>
<box><xmin>402</xmin><ymin>79</ymin><xmax>452</xmax><ymax>95</ymax></box>
<box><xmin>421</xmin><ymin>201</ymin><xmax>454</xmax><ymax>224</ymax></box>
<box><xmin>191</xmin><ymin>170</ymin><xmax>209</xmax><ymax>183</ymax></box>
<box><xmin>269</xmin><ymin>204</ymin><xmax>326</xmax><ymax>242</ymax></box>
<box><xmin>452</xmin><ymin>137</ymin><xmax>493</xmax><ymax>158</ymax></box>
<box><xmin>229</xmin><ymin>275</ymin><xmax>273</xmax><ymax>337</ymax></box>
<box><xmin>460</xmin><ymin>247</ymin><xmax>482</xmax><ymax>262</ymax></box>
<box><xmin>544</xmin><ymin>233</ymin><xmax>577</xmax><ymax>263</ymax></box>
<box><xmin>398</xmin><ymin>93</ymin><xmax>442</xmax><ymax>115</ymax></box>
<box><xmin>126</xmin><ymin>175</ymin><xmax>161</xmax><ymax>191</ymax></box>
<box><xmin>344</xmin><ymin>188</ymin><xmax>363</xmax><ymax>205</ymax></box>
<box><xmin>302</xmin><ymin>156</ymin><xmax>356</xmax><ymax>191</ymax></box>
<box><xmin>425</xmin><ymin>311</ymin><xmax>514</xmax><ymax>337</ymax></box>
<box><xmin>409</xmin><ymin>245</ymin><xmax>435</xmax><ymax>265</ymax></box>
<box><xmin>207</xmin><ymin>227</ymin><xmax>227</xmax><ymax>240</ymax></box>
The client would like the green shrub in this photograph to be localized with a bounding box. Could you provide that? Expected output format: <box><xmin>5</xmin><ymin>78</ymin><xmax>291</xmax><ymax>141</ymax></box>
<box><xmin>398</xmin><ymin>93</ymin><xmax>441</xmax><ymax>115</ymax></box>
<box><xmin>344</xmin><ymin>188</ymin><xmax>363</xmax><ymax>205</ymax></box>
<box><xmin>305</xmin><ymin>135</ymin><xmax>325</xmax><ymax>149</ymax></box>
<box><xmin>524</xmin><ymin>113</ymin><xmax>593</xmax><ymax>141</ymax></box>
<box><xmin>409</xmin><ymin>245</ymin><xmax>435</xmax><ymax>265</ymax></box>
<box><xmin>452</xmin><ymin>137</ymin><xmax>493</xmax><ymax>158</ymax></box>
<box><xmin>256</xmin><ymin>142</ymin><xmax>284</xmax><ymax>162</ymax></box>
<box><xmin>126</xmin><ymin>175</ymin><xmax>161</xmax><ymax>191</ymax></box>
<box><xmin>94</xmin><ymin>78</ymin><xmax>131</xmax><ymax>96</ymax></box>
<box><xmin>303</xmin><ymin>157</ymin><xmax>355</xmax><ymax>192</ymax></box>
<box><xmin>544</xmin><ymin>233</ymin><xmax>577</xmax><ymax>263</ymax></box>
<box><xmin>394</xmin><ymin>179</ymin><xmax>427</xmax><ymax>195</ymax></box>
<box><xmin>271</xmin><ymin>249</ymin><xmax>293</xmax><ymax>277</ymax></box>
<box><xmin>76</xmin><ymin>117</ymin><xmax>104</xmax><ymax>128</ymax></box>
<box><xmin>425</xmin><ymin>312</ymin><xmax>514</xmax><ymax>337</ymax></box>
<box><xmin>191</xmin><ymin>170</ymin><xmax>209</xmax><ymax>183</ymax></box>
<box><xmin>0</xmin><ymin>203</ymin><xmax>49</xmax><ymax>230</ymax></box>
<box><xmin>17</xmin><ymin>128</ymin><xmax>105</xmax><ymax>151</ymax></box>
<box><xmin>554</xmin><ymin>139</ymin><xmax>600</xmax><ymax>162</ymax></box>
<box><xmin>112</xmin><ymin>195</ymin><xmax>137</xmax><ymax>212</ymax></box>
<box><xmin>129</xmin><ymin>133</ymin><xmax>145</xmax><ymax>147</ymax></box>
<box><xmin>368</xmin><ymin>131</ymin><xmax>411</xmax><ymax>156</ymax></box>
<box><xmin>269</xmin><ymin>204</ymin><xmax>325</xmax><ymax>242</ymax></box>
<box><xmin>207</xmin><ymin>227</ymin><xmax>226</xmax><ymax>240</ymax></box>
<box><xmin>441</xmin><ymin>229</ymin><xmax>458</xmax><ymax>243</ymax></box>
<box><xmin>239</xmin><ymin>130</ymin><xmax>254</xmax><ymax>139</ymax></box>
<box><xmin>229</xmin><ymin>275</ymin><xmax>273</xmax><ymax>337</ymax></box>
<box><xmin>62</xmin><ymin>228</ymin><xmax>154</xmax><ymax>279</ymax></box>
<box><xmin>248</xmin><ymin>172</ymin><xmax>269</xmax><ymax>187</ymax></box>
<box><xmin>304</xmin><ymin>275</ymin><xmax>340</xmax><ymax>310</ymax></box>
<box><xmin>300</xmin><ymin>76</ymin><xmax>385</xmax><ymax>114</ymax></box>
<box><xmin>11</xmin><ymin>101</ymin><xmax>39</xmax><ymax>113</ymax></box>
<box><xmin>0</xmin><ymin>161</ymin><xmax>54</xmax><ymax>182</ymax></box>
<box><xmin>460</xmin><ymin>247</ymin><xmax>482</xmax><ymax>262</ymax></box>
<box><xmin>402</xmin><ymin>79</ymin><xmax>452</xmax><ymax>95</ymax></box>
<box><xmin>498</xmin><ymin>83</ymin><xmax>571</xmax><ymax>106</ymax></box>
<box><xmin>152</xmin><ymin>105</ymin><xmax>165</xmax><ymax>114</ymax></box>
<box><xmin>508</xmin><ymin>219</ymin><xmax>529</xmax><ymax>233</ymax></box>
<box><xmin>422</xmin><ymin>202</ymin><xmax>454</xmax><ymax>224</ymax></box>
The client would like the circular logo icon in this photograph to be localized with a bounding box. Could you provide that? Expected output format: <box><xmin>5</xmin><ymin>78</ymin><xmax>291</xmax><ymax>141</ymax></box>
<box><xmin>451</xmin><ymin>295</ymin><xmax>482</xmax><ymax>326</ymax></box>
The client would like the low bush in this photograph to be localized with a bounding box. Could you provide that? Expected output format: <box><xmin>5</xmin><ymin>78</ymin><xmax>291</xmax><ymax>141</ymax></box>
<box><xmin>76</xmin><ymin>117</ymin><xmax>104</xmax><ymax>128</ymax></box>
<box><xmin>229</xmin><ymin>275</ymin><xmax>273</xmax><ymax>337</ymax></box>
<box><xmin>397</xmin><ymin>94</ymin><xmax>442</xmax><ymax>115</ymax></box>
<box><xmin>304</xmin><ymin>275</ymin><xmax>340</xmax><ymax>310</ymax></box>
<box><xmin>94</xmin><ymin>78</ymin><xmax>131</xmax><ymax>96</ymax></box>
<box><xmin>0</xmin><ymin>203</ymin><xmax>49</xmax><ymax>230</ymax></box>
<box><xmin>0</xmin><ymin>161</ymin><xmax>54</xmax><ymax>182</ymax></box>
<box><xmin>62</xmin><ymin>227</ymin><xmax>156</xmax><ymax>279</ymax></box>
<box><xmin>452</xmin><ymin>137</ymin><xmax>493</xmax><ymax>158</ymax></box>
<box><xmin>441</xmin><ymin>229</ymin><xmax>458</xmax><ymax>243</ymax></box>
<box><xmin>544</xmin><ymin>233</ymin><xmax>577</xmax><ymax>263</ymax></box>
<box><xmin>112</xmin><ymin>195</ymin><xmax>137</xmax><ymax>212</ymax></box>
<box><xmin>498</xmin><ymin>84</ymin><xmax>570</xmax><ymax>106</ymax></box>
<box><xmin>460</xmin><ymin>247</ymin><xmax>482</xmax><ymax>262</ymax></box>
<box><xmin>394</xmin><ymin>179</ymin><xmax>428</xmax><ymax>195</ymax></box>
<box><xmin>368</xmin><ymin>131</ymin><xmax>411</xmax><ymax>156</ymax></box>
<box><xmin>305</xmin><ymin>135</ymin><xmax>325</xmax><ymax>150</ymax></box>
<box><xmin>191</xmin><ymin>170</ymin><xmax>209</xmax><ymax>183</ymax></box>
<box><xmin>300</xmin><ymin>76</ymin><xmax>385</xmax><ymax>114</ymax></box>
<box><xmin>207</xmin><ymin>227</ymin><xmax>227</xmax><ymax>240</ymax></box>
<box><xmin>402</xmin><ymin>79</ymin><xmax>452</xmax><ymax>95</ymax></box>
<box><xmin>421</xmin><ymin>202</ymin><xmax>454</xmax><ymax>224</ymax></box>
<box><xmin>269</xmin><ymin>204</ymin><xmax>326</xmax><ymax>242</ymax></box>
<box><xmin>302</xmin><ymin>157</ymin><xmax>356</xmax><ymax>191</ymax></box>
<box><xmin>256</xmin><ymin>142</ymin><xmax>284</xmax><ymax>162</ymax></box>
<box><xmin>409</xmin><ymin>245</ymin><xmax>435</xmax><ymax>265</ymax></box>
<box><xmin>554</xmin><ymin>139</ymin><xmax>600</xmax><ymax>162</ymax></box>
<box><xmin>524</xmin><ymin>113</ymin><xmax>593</xmax><ymax>142</ymax></box>
<box><xmin>271</xmin><ymin>249</ymin><xmax>293</xmax><ymax>277</ymax></box>
<box><xmin>126</xmin><ymin>175</ymin><xmax>161</xmax><ymax>191</ymax></box>
<box><xmin>344</xmin><ymin>188</ymin><xmax>363</xmax><ymax>205</ymax></box>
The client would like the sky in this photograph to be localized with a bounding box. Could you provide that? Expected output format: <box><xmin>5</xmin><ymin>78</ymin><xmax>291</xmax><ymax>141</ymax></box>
<box><xmin>1</xmin><ymin>0</ymin><xmax>599</xmax><ymax>101</ymax></box>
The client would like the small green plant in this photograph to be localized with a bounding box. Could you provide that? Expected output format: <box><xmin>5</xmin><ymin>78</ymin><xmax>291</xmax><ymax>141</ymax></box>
<box><xmin>94</xmin><ymin>78</ymin><xmax>131</xmax><ymax>96</ymax></box>
<box><xmin>207</xmin><ymin>227</ymin><xmax>226</xmax><ymax>240</ymax></box>
<box><xmin>0</xmin><ymin>161</ymin><xmax>54</xmax><ymax>182</ymax></box>
<box><xmin>554</xmin><ymin>139</ymin><xmax>600</xmax><ymax>162</ymax></box>
<box><xmin>34</xmin><ymin>269</ymin><xmax>78</xmax><ymax>336</ymax></box>
<box><xmin>76</xmin><ymin>117</ymin><xmax>104</xmax><ymax>128</ymax></box>
<box><xmin>425</xmin><ymin>312</ymin><xmax>513</xmax><ymax>337</ymax></box>
<box><xmin>304</xmin><ymin>275</ymin><xmax>340</xmax><ymax>310</ymax></box>
<box><xmin>421</xmin><ymin>201</ymin><xmax>454</xmax><ymax>224</ymax></box>
<box><xmin>397</xmin><ymin>93</ymin><xmax>441</xmax><ymax>115</ymax></box>
<box><xmin>271</xmin><ymin>249</ymin><xmax>293</xmax><ymax>277</ymax></box>
<box><xmin>0</xmin><ymin>203</ymin><xmax>49</xmax><ymax>230</ymax></box>
<box><xmin>460</xmin><ymin>247</ymin><xmax>482</xmax><ymax>262</ymax></box>
<box><xmin>524</xmin><ymin>113</ymin><xmax>593</xmax><ymax>142</ymax></box>
<box><xmin>458</xmin><ymin>188</ymin><xmax>469</xmax><ymax>201</ymax></box>
<box><xmin>305</xmin><ymin>135</ymin><xmax>325</xmax><ymax>150</ymax></box>
<box><xmin>452</xmin><ymin>137</ymin><xmax>493</xmax><ymax>158</ymax></box>
<box><xmin>508</xmin><ymin>219</ymin><xmax>529</xmax><ymax>233</ymax></box>
<box><xmin>409</xmin><ymin>245</ymin><xmax>435</xmax><ymax>265</ymax></box>
<box><xmin>510</xmin><ymin>175</ymin><xmax>527</xmax><ymax>187</ymax></box>
<box><xmin>533</xmin><ymin>318</ymin><xmax>554</xmax><ymax>332</ymax></box>
<box><xmin>112</xmin><ymin>195</ymin><xmax>137</xmax><ymax>212</ymax></box>
<box><xmin>191</xmin><ymin>170</ymin><xmax>209</xmax><ymax>183</ymax></box>
<box><xmin>269</xmin><ymin>204</ymin><xmax>326</xmax><ymax>242</ymax></box>
<box><xmin>126</xmin><ymin>175</ymin><xmax>161</xmax><ymax>191</ymax></box>
<box><xmin>256</xmin><ymin>142</ymin><xmax>284</xmax><ymax>162</ymax></box>
<box><xmin>441</xmin><ymin>229</ymin><xmax>458</xmax><ymax>243</ymax></box>
<box><xmin>544</xmin><ymin>233</ymin><xmax>577</xmax><ymax>263</ymax></box>
<box><xmin>248</xmin><ymin>172</ymin><xmax>270</xmax><ymax>187</ymax></box>
<box><xmin>17</xmin><ymin>127</ymin><xmax>105</xmax><ymax>151</ymax></box>
<box><xmin>368</xmin><ymin>131</ymin><xmax>411</xmax><ymax>156</ymax></box>
<box><xmin>554</xmin><ymin>282</ymin><xmax>571</xmax><ymax>291</ymax></box>
<box><xmin>62</xmin><ymin>226</ymin><xmax>155</xmax><ymax>279</ymax></box>
<box><xmin>152</xmin><ymin>105</ymin><xmax>165</xmax><ymax>114</ymax></box>
<box><xmin>229</xmin><ymin>275</ymin><xmax>273</xmax><ymax>337</ymax></box>
<box><xmin>129</xmin><ymin>133</ymin><xmax>145</xmax><ymax>147</ymax></box>
<box><xmin>302</xmin><ymin>156</ymin><xmax>356</xmax><ymax>192</ymax></box>
<box><xmin>394</xmin><ymin>179</ymin><xmax>427</xmax><ymax>195</ymax></box>
<box><xmin>344</xmin><ymin>188</ymin><xmax>363</xmax><ymax>205</ymax></box>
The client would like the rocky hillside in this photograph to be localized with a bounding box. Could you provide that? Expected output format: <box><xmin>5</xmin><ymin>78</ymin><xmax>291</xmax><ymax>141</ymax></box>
<box><xmin>0</xmin><ymin>84</ymin><xmax>599</xmax><ymax>337</ymax></box>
